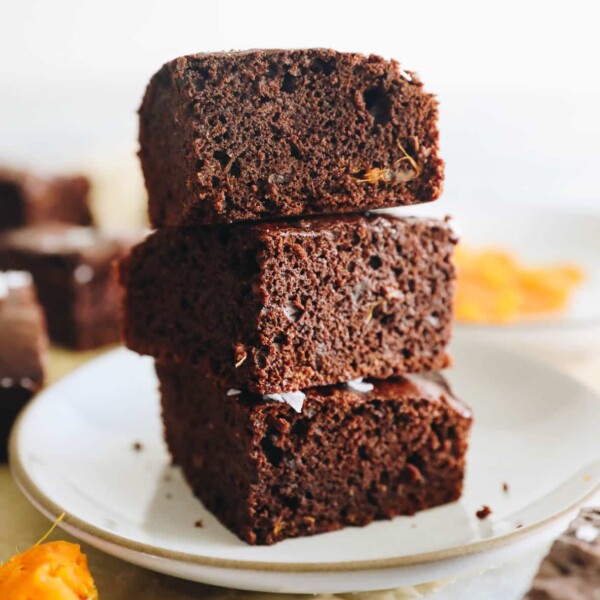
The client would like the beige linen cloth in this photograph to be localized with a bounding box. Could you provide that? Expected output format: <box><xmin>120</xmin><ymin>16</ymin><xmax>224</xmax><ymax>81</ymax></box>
<box><xmin>1</xmin><ymin>347</ymin><xmax>599</xmax><ymax>599</ymax></box>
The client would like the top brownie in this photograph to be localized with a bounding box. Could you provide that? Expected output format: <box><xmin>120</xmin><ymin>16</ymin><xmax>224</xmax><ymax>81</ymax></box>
<box><xmin>140</xmin><ymin>49</ymin><xmax>444</xmax><ymax>226</ymax></box>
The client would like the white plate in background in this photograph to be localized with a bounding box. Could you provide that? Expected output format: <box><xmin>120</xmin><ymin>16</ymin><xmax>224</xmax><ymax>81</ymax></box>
<box><xmin>386</xmin><ymin>205</ymin><xmax>600</xmax><ymax>356</ymax></box>
<box><xmin>10</xmin><ymin>342</ymin><xmax>600</xmax><ymax>593</ymax></box>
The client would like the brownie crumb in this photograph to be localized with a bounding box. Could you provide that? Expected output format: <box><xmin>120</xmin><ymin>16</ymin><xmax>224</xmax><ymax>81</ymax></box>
<box><xmin>476</xmin><ymin>505</ymin><xmax>492</xmax><ymax>520</ymax></box>
<box><xmin>194</xmin><ymin>520</ymin><xmax>203</xmax><ymax>528</ymax></box>
<box><xmin>516</xmin><ymin>523</ymin><xmax>524</xmax><ymax>529</ymax></box>
<box><xmin>502</xmin><ymin>482</ymin><xmax>509</xmax><ymax>493</ymax></box>
<box><xmin>132</xmin><ymin>441</ymin><xmax>143</xmax><ymax>452</ymax></box>
<box><xmin>165</xmin><ymin>492</ymin><xmax>172</xmax><ymax>500</ymax></box>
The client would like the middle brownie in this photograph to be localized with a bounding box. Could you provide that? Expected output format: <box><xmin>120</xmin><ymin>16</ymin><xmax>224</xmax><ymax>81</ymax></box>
<box><xmin>120</xmin><ymin>213</ymin><xmax>457</xmax><ymax>394</ymax></box>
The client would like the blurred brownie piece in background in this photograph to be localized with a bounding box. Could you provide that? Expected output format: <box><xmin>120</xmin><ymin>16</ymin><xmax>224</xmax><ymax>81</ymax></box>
<box><xmin>140</xmin><ymin>49</ymin><xmax>444</xmax><ymax>226</ymax></box>
<box><xmin>524</xmin><ymin>507</ymin><xmax>600</xmax><ymax>599</ymax></box>
<box><xmin>0</xmin><ymin>271</ymin><xmax>47</xmax><ymax>459</ymax></box>
<box><xmin>0</xmin><ymin>225</ymin><xmax>134</xmax><ymax>349</ymax></box>
<box><xmin>0</xmin><ymin>167</ymin><xmax>93</xmax><ymax>231</ymax></box>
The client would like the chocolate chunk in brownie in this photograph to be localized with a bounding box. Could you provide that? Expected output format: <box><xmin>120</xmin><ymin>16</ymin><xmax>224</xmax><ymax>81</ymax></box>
<box><xmin>120</xmin><ymin>213</ymin><xmax>456</xmax><ymax>393</ymax></box>
<box><xmin>0</xmin><ymin>271</ymin><xmax>48</xmax><ymax>459</ymax></box>
<box><xmin>140</xmin><ymin>49</ymin><xmax>444</xmax><ymax>226</ymax></box>
<box><xmin>0</xmin><ymin>225</ymin><xmax>135</xmax><ymax>349</ymax></box>
<box><xmin>524</xmin><ymin>507</ymin><xmax>600</xmax><ymax>598</ymax></box>
<box><xmin>0</xmin><ymin>167</ymin><xmax>93</xmax><ymax>231</ymax></box>
<box><xmin>158</xmin><ymin>361</ymin><xmax>471</xmax><ymax>545</ymax></box>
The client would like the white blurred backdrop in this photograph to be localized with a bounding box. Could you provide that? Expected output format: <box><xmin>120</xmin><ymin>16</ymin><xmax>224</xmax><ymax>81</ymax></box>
<box><xmin>1</xmin><ymin>0</ymin><xmax>599</xmax><ymax>212</ymax></box>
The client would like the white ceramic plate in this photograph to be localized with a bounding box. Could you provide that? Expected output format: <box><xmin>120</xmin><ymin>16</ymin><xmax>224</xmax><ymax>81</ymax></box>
<box><xmin>10</xmin><ymin>342</ymin><xmax>600</xmax><ymax>594</ymax></box>
<box><xmin>385</xmin><ymin>205</ymin><xmax>600</xmax><ymax>356</ymax></box>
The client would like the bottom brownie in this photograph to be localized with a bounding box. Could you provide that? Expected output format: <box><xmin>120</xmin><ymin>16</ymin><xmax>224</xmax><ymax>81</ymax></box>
<box><xmin>157</xmin><ymin>362</ymin><xmax>472</xmax><ymax>545</ymax></box>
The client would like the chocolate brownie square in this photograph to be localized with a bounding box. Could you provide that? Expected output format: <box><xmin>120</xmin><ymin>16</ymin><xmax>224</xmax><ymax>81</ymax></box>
<box><xmin>0</xmin><ymin>271</ymin><xmax>47</xmax><ymax>459</ymax></box>
<box><xmin>524</xmin><ymin>508</ymin><xmax>600</xmax><ymax>598</ymax></box>
<box><xmin>0</xmin><ymin>225</ymin><xmax>133</xmax><ymax>349</ymax></box>
<box><xmin>120</xmin><ymin>214</ymin><xmax>457</xmax><ymax>394</ymax></box>
<box><xmin>140</xmin><ymin>49</ymin><xmax>444</xmax><ymax>226</ymax></box>
<box><xmin>0</xmin><ymin>168</ymin><xmax>93</xmax><ymax>231</ymax></box>
<box><xmin>158</xmin><ymin>361</ymin><xmax>472</xmax><ymax>545</ymax></box>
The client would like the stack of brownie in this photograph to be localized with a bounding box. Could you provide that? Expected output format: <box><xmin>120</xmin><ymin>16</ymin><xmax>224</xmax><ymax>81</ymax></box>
<box><xmin>120</xmin><ymin>49</ymin><xmax>472</xmax><ymax>545</ymax></box>
<box><xmin>0</xmin><ymin>168</ymin><xmax>134</xmax><ymax>350</ymax></box>
<box><xmin>0</xmin><ymin>169</ymin><xmax>140</xmax><ymax>456</ymax></box>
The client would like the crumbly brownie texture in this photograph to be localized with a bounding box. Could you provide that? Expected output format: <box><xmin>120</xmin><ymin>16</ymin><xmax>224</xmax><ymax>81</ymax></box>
<box><xmin>0</xmin><ymin>168</ymin><xmax>93</xmax><ymax>231</ymax></box>
<box><xmin>158</xmin><ymin>361</ymin><xmax>472</xmax><ymax>545</ymax></box>
<box><xmin>0</xmin><ymin>271</ymin><xmax>47</xmax><ymax>459</ymax></box>
<box><xmin>524</xmin><ymin>508</ymin><xmax>600</xmax><ymax>599</ymax></box>
<box><xmin>0</xmin><ymin>225</ymin><xmax>133</xmax><ymax>349</ymax></box>
<box><xmin>120</xmin><ymin>214</ymin><xmax>456</xmax><ymax>393</ymax></box>
<box><xmin>140</xmin><ymin>49</ymin><xmax>444</xmax><ymax>226</ymax></box>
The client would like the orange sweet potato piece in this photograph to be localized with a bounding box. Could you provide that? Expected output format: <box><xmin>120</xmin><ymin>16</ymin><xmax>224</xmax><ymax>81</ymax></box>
<box><xmin>0</xmin><ymin>540</ymin><xmax>98</xmax><ymax>600</ymax></box>
<box><xmin>454</xmin><ymin>245</ymin><xmax>585</xmax><ymax>324</ymax></box>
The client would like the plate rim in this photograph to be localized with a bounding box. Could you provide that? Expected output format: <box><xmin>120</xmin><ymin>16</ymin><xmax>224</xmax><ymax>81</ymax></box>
<box><xmin>9</xmin><ymin>346</ymin><xmax>600</xmax><ymax>574</ymax></box>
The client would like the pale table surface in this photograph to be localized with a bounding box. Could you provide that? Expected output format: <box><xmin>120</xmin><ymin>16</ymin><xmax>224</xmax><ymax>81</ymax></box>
<box><xmin>1</xmin><ymin>346</ymin><xmax>599</xmax><ymax>599</ymax></box>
